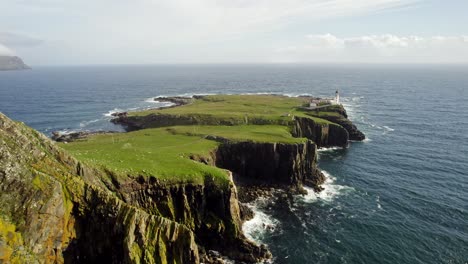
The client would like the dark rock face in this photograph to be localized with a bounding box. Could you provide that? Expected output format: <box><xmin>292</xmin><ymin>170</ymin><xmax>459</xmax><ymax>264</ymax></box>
<box><xmin>0</xmin><ymin>56</ymin><xmax>30</xmax><ymax>71</ymax></box>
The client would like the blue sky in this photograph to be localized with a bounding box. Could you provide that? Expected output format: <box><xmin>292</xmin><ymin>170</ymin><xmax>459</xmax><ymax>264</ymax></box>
<box><xmin>0</xmin><ymin>0</ymin><xmax>467</xmax><ymax>65</ymax></box>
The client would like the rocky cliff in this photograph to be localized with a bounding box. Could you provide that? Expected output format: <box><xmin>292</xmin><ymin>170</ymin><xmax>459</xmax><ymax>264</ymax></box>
<box><xmin>305</xmin><ymin>105</ymin><xmax>365</xmax><ymax>141</ymax></box>
<box><xmin>0</xmin><ymin>113</ymin><xmax>270</xmax><ymax>263</ymax></box>
<box><xmin>0</xmin><ymin>56</ymin><xmax>30</xmax><ymax>71</ymax></box>
<box><xmin>0</xmin><ymin>113</ymin><xmax>201</xmax><ymax>263</ymax></box>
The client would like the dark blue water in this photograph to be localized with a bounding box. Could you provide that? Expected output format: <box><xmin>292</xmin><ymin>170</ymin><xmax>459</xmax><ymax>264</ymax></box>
<box><xmin>1</xmin><ymin>65</ymin><xmax>467</xmax><ymax>263</ymax></box>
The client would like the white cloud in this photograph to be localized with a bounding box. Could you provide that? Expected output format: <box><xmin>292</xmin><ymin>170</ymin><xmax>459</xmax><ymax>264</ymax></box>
<box><xmin>0</xmin><ymin>43</ymin><xmax>14</xmax><ymax>56</ymax></box>
<box><xmin>0</xmin><ymin>0</ymin><xmax>417</xmax><ymax>64</ymax></box>
<box><xmin>275</xmin><ymin>34</ymin><xmax>468</xmax><ymax>63</ymax></box>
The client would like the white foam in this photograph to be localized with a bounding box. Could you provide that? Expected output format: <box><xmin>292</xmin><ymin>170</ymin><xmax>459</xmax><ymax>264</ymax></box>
<box><xmin>300</xmin><ymin>170</ymin><xmax>354</xmax><ymax>203</ymax></box>
<box><xmin>144</xmin><ymin>97</ymin><xmax>160</xmax><ymax>103</ymax></box>
<box><xmin>242</xmin><ymin>197</ymin><xmax>280</xmax><ymax>244</ymax></box>
<box><xmin>318</xmin><ymin>146</ymin><xmax>342</xmax><ymax>152</ymax></box>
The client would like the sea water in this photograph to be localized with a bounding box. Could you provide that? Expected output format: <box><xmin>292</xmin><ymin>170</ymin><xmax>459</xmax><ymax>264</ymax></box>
<box><xmin>1</xmin><ymin>64</ymin><xmax>467</xmax><ymax>263</ymax></box>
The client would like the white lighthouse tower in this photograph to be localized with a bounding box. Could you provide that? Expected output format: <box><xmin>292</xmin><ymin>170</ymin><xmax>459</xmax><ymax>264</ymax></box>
<box><xmin>335</xmin><ymin>90</ymin><xmax>340</xmax><ymax>105</ymax></box>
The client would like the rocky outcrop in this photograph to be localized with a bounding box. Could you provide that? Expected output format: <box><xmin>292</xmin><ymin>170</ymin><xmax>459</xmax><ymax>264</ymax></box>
<box><xmin>292</xmin><ymin>116</ymin><xmax>349</xmax><ymax>148</ymax></box>
<box><xmin>0</xmin><ymin>56</ymin><xmax>30</xmax><ymax>71</ymax></box>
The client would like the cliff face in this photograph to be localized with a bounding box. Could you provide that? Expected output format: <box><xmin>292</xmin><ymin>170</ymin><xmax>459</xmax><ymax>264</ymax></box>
<box><xmin>0</xmin><ymin>56</ymin><xmax>30</xmax><ymax>71</ymax></box>
<box><xmin>215</xmin><ymin>140</ymin><xmax>324</xmax><ymax>192</ymax></box>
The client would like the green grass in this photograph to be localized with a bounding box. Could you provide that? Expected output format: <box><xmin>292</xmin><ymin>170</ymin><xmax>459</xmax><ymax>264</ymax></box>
<box><xmin>61</xmin><ymin>128</ymin><xmax>229</xmax><ymax>186</ymax></box>
<box><xmin>168</xmin><ymin>125</ymin><xmax>307</xmax><ymax>144</ymax></box>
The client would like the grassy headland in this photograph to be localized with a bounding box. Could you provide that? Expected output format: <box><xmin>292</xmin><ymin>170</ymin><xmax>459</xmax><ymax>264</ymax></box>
<box><xmin>62</xmin><ymin>94</ymin><xmax>346</xmax><ymax>185</ymax></box>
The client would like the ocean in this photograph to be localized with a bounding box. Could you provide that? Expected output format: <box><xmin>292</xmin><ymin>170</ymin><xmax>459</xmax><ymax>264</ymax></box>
<box><xmin>1</xmin><ymin>64</ymin><xmax>467</xmax><ymax>263</ymax></box>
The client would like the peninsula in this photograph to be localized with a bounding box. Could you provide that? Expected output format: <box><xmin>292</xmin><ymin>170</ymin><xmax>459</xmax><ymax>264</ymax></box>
<box><xmin>0</xmin><ymin>94</ymin><xmax>364</xmax><ymax>263</ymax></box>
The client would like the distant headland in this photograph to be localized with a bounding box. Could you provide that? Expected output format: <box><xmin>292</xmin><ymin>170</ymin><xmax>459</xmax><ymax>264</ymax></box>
<box><xmin>0</xmin><ymin>55</ymin><xmax>30</xmax><ymax>71</ymax></box>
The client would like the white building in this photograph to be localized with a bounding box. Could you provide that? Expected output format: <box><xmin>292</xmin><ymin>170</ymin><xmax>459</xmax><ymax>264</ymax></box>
<box><xmin>335</xmin><ymin>90</ymin><xmax>340</xmax><ymax>104</ymax></box>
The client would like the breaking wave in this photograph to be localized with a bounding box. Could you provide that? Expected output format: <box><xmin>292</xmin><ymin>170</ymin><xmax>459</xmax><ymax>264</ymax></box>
<box><xmin>300</xmin><ymin>170</ymin><xmax>354</xmax><ymax>203</ymax></box>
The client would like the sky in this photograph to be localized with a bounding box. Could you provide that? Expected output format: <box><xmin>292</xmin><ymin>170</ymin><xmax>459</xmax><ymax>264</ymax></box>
<box><xmin>0</xmin><ymin>0</ymin><xmax>467</xmax><ymax>65</ymax></box>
